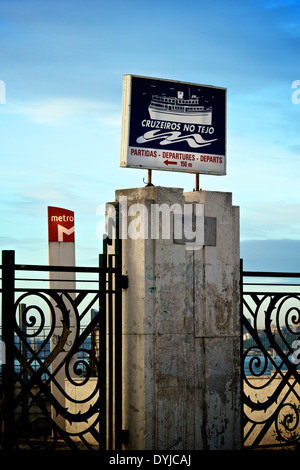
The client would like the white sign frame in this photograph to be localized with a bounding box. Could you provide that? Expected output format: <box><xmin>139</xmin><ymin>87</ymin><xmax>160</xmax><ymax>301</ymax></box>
<box><xmin>120</xmin><ymin>75</ymin><xmax>226</xmax><ymax>175</ymax></box>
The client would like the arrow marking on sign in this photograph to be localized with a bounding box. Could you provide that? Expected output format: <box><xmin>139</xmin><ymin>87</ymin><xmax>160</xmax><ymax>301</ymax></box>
<box><xmin>163</xmin><ymin>160</ymin><xmax>177</xmax><ymax>166</ymax></box>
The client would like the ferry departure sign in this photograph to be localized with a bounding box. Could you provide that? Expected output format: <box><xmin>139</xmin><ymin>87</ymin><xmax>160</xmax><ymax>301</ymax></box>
<box><xmin>120</xmin><ymin>75</ymin><xmax>226</xmax><ymax>175</ymax></box>
<box><xmin>48</xmin><ymin>206</ymin><xmax>75</xmax><ymax>242</ymax></box>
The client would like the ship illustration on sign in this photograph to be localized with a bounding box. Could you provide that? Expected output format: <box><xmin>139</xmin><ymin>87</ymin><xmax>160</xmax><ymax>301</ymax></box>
<box><xmin>148</xmin><ymin>91</ymin><xmax>212</xmax><ymax>125</ymax></box>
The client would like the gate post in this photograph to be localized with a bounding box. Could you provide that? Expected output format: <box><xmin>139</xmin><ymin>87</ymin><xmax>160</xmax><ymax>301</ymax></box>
<box><xmin>1</xmin><ymin>250</ymin><xmax>16</xmax><ymax>450</ymax></box>
<box><xmin>115</xmin><ymin>187</ymin><xmax>241</xmax><ymax>450</ymax></box>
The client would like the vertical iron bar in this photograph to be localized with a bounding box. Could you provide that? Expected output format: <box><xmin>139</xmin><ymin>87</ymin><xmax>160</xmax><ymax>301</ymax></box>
<box><xmin>19</xmin><ymin>303</ymin><xmax>29</xmax><ymax>431</ymax></box>
<box><xmin>1</xmin><ymin>250</ymin><xmax>16</xmax><ymax>450</ymax></box>
<box><xmin>240</xmin><ymin>258</ymin><xmax>244</xmax><ymax>449</ymax></box>
<box><xmin>90</xmin><ymin>309</ymin><xmax>96</xmax><ymax>378</ymax></box>
<box><xmin>99</xmin><ymin>241</ymin><xmax>107</xmax><ymax>449</ymax></box>
<box><xmin>114</xmin><ymin>202</ymin><xmax>122</xmax><ymax>449</ymax></box>
<box><xmin>108</xmin><ymin>252</ymin><xmax>113</xmax><ymax>449</ymax></box>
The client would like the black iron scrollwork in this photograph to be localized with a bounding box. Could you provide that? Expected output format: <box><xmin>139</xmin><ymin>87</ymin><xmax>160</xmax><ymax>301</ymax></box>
<box><xmin>274</xmin><ymin>403</ymin><xmax>300</xmax><ymax>446</ymax></box>
<box><xmin>243</xmin><ymin>290</ymin><xmax>300</xmax><ymax>448</ymax></box>
<box><xmin>1</xmin><ymin>216</ymin><xmax>123</xmax><ymax>450</ymax></box>
<box><xmin>10</xmin><ymin>288</ymin><xmax>103</xmax><ymax>449</ymax></box>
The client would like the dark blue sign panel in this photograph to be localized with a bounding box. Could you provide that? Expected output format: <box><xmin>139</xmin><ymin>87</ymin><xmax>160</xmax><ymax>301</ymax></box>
<box><xmin>120</xmin><ymin>75</ymin><xmax>226</xmax><ymax>175</ymax></box>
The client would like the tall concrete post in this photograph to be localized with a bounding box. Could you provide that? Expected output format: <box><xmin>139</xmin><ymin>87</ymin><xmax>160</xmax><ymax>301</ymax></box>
<box><xmin>115</xmin><ymin>186</ymin><xmax>241</xmax><ymax>450</ymax></box>
<box><xmin>48</xmin><ymin>206</ymin><xmax>76</xmax><ymax>431</ymax></box>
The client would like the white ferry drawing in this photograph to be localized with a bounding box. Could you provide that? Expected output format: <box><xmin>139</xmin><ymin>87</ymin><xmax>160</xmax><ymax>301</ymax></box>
<box><xmin>148</xmin><ymin>91</ymin><xmax>212</xmax><ymax>125</ymax></box>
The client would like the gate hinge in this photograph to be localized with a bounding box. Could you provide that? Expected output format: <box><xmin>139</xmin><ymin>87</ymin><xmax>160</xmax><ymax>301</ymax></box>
<box><xmin>122</xmin><ymin>429</ymin><xmax>129</xmax><ymax>445</ymax></box>
<box><xmin>121</xmin><ymin>275</ymin><xmax>129</xmax><ymax>289</ymax></box>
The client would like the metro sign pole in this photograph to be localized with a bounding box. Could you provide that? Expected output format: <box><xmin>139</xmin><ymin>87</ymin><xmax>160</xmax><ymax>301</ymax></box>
<box><xmin>48</xmin><ymin>206</ymin><xmax>76</xmax><ymax>431</ymax></box>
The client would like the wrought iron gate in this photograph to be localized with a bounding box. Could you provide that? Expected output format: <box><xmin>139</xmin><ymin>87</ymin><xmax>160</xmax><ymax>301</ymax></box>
<box><xmin>241</xmin><ymin>260</ymin><xmax>300</xmax><ymax>449</ymax></box>
<box><xmin>0</xmin><ymin>210</ymin><xmax>126</xmax><ymax>450</ymax></box>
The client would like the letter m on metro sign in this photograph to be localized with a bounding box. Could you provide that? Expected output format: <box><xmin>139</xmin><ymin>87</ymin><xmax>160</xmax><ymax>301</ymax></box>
<box><xmin>48</xmin><ymin>206</ymin><xmax>75</xmax><ymax>242</ymax></box>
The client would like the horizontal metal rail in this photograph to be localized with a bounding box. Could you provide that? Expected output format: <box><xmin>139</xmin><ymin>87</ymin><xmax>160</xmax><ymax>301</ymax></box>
<box><xmin>243</xmin><ymin>271</ymin><xmax>300</xmax><ymax>278</ymax></box>
<box><xmin>0</xmin><ymin>263</ymin><xmax>119</xmax><ymax>273</ymax></box>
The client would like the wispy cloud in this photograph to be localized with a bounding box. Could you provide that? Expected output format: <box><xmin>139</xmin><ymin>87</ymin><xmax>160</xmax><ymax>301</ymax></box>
<box><xmin>241</xmin><ymin>202</ymin><xmax>300</xmax><ymax>241</ymax></box>
<box><xmin>4</xmin><ymin>97</ymin><xmax>121</xmax><ymax>126</ymax></box>
<box><xmin>241</xmin><ymin>239</ymin><xmax>300</xmax><ymax>272</ymax></box>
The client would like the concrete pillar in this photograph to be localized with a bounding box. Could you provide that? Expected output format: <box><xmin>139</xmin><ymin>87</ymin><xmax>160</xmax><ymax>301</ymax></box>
<box><xmin>48</xmin><ymin>243</ymin><xmax>77</xmax><ymax>432</ymax></box>
<box><xmin>115</xmin><ymin>186</ymin><xmax>241</xmax><ymax>450</ymax></box>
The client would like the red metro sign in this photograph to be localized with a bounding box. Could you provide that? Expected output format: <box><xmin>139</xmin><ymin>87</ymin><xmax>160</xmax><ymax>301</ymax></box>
<box><xmin>48</xmin><ymin>206</ymin><xmax>75</xmax><ymax>242</ymax></box>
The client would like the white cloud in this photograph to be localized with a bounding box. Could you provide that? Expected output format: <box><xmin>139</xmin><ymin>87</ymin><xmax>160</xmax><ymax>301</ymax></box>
<box><xmin>5</xmin><ymin>97</ymin><xmax>120</xmax><ymax>126</ymax></box>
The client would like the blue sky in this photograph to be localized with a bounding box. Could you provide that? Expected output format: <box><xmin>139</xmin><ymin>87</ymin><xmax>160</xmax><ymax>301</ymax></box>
<box><xmin>1</xmin><ymin>0</ymin><xmax>300</xmax><ymax>270</ymax></box>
